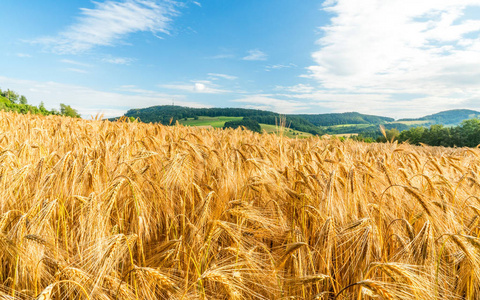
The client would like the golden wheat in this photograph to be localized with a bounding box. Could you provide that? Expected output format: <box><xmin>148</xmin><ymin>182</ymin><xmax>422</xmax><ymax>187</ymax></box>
<box><xmin>0</xmin><ymin>111</ymin><xmax>479</xmax><ymax>299</ymax></box>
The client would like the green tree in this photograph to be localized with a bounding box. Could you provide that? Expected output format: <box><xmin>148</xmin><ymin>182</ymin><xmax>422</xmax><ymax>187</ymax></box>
<box><xmin>7</xmin><ymin>89</ymin><xmax>19</xmax><ymax>103</ymax></box>
<box><xmin>398</xmin><ymin>126</ymin><xmax>426</xmax><ymax>145</ymax></box>
<box><xmin>457</xmin><ymin>118</ymin><xmax>480</xmax><ymax>147</ymax></box>
<box><xmin>19</xmin><ymin>95</ymin><xmax>27</xmax><ymax>105</ymax></box>
<box><xmin>60</xmin><ymin>104</ymin><xmax>81</xmax><ymax>118</ymax></box>
<box><xmin>223</xmin><ymin>117</ymin><xmax>261</xmax><ymax>133</ymax></box>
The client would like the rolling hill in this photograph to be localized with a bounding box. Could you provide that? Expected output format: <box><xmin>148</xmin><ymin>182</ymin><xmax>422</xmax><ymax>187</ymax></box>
<box><xmin>122</xmin><ymin>105</ymin><xmax>324</xmax><ymax>135</ymax></box>
<box><xmin>398</xmin><ymin>109</ymin><xmax>480</xmax><ymax>126</ymax></box>
<box><xmin>117</xmin><ymin>105</ymin><xmax>480</xmax><ymax>137</ymax></box>
<box><xmin>293</xmin><ymin>112</ymin><xmax>394</xmax><ymax>126</ymax></box>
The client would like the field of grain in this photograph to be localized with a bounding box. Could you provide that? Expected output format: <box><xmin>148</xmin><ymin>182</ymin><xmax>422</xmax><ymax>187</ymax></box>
<box><xmin>1</xmin><ymin>111</ymin><xmax>480</xmax><ymax>299</ymax></box>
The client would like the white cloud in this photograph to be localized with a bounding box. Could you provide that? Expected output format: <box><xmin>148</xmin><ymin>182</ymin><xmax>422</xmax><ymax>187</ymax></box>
<box><xmin>36</xmin><ymin>0</ymin><xmax>177</xmax><ymax>54</ymax></box>
<box><xmin>192</xmin><ymin>1</ymin><xmax>201</xmax><ymax>7</ymax></box>
<box><xmin>206</xmin><ymin>53</ymin><xmax>235</xmax><ymax>59</ymax></box>
<box><xmin>265</xmin><ymin>63</ymin><xmax>296</xmax><ymax>71</ymax></box>
<box><xmin>243</xmin><ymin>49</ymin><xmax>268</xmax><ymax>61</ymax></box>
<box><xmin>67</xmin><ymin>68</ymin><xmax>88</xmax><ymax>74</ymax></box>
<box><xmin>117</xmin><ymin>85</ymin><xmax>173</xmax><ymax>95</ymax></box>
<box><xmin>194</xmin><ymin>83</ymin><xmax>206</xmax><ymax>92</ymax></box>
<box><xmin>0</xmin><ymin>76</ymin><xmax>209</xmax><ymax>119</ymax></box>
<box><xmin>306</xmin><ymin>0</ymin><xmax>480</xmax><ymax>115</ymax></box>
<box><xmin>278</xmin><ymin>84</ymin><xmax>316</xmax><ymax>94</ymax></box>
<box><xmin>16</xmin><ymin>53</ymin><xmax>32</xmax><ymax>58</ymax></box>
<box><xmin>207</xmin><ymin>73</ymin><xmax>237</xmax><ymax>80</ymax></box>
<box><xmin>233</xmin><ymin>95</ymin><xmax>308</xmax><ymax>114</ymax></box>
<box><xmin>102</xmin><ymin>57</ymin><xmax>135</xmax><ymax>65</ymax></box>
<box><xmin>60</xmin><ymin>59</ymin><xmax>91</xmax><ymax>67</ymax></box>
<box><xmin>275</xmin><ymin>88</ymin><xmax>480</xmax><ymax>119</ymax></box>
<box><xmin>159</xmin><ymin>80</ymin><xmax>230</xmax><ymax>94</ymax></box>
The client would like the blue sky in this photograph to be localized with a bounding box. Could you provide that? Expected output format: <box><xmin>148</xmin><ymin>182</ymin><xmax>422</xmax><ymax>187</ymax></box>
<box><xmin>1</xmin><ymin>0</ymin><xmax>480</xmax><ymax>119</ymax></box>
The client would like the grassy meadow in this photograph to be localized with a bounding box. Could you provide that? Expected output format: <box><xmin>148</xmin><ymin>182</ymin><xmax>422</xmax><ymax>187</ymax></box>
<box><xmin>258</xmin><ymin>124</ymin><xmax>313</xmax><ymax>138</ymax></box>
<box><xmin>1</xmin><ymin>111</ymin><xmax>480</xmax><ymax>299</ymax></box>
<box><xmin>179</xmin><ymin>116</ymin><xmax>242</xmax><ymax>128</ymax></box>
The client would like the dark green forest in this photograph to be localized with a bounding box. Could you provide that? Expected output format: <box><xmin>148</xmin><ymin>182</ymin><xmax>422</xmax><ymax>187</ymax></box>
<box><xmin>294</xmin><ymin>112</ymin><xmax>394</xmax><ymax>126</ymax></box>
<box><xmin>223</xmin><ymin>118</ymin><xmax>262</xmax><ymax>133</ymax></box>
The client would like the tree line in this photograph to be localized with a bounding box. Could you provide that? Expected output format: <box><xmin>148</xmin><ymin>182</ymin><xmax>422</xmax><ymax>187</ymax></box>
<box><xmin>396</xmin><ymin>119</ymin><xmax>480</xmax><ymax>147</ymax></box>
<box><xmin>294</xmin><ymin>112</ymin><xmax>394</xmax><ymax>126</ymax></box>
<box><xmin>223</xmin><ymin>117</ymin><xmax>262</xmax><ymax>132</ymax></box>
<box><xmin>0</xmin><ymin>88</ymin><xmax>81</xmax><ymax>118</ymax></box>
<box><xmin>348</xmin><ymin>119</ymin><xmax>480</xmax><ymax>148</ymax></box>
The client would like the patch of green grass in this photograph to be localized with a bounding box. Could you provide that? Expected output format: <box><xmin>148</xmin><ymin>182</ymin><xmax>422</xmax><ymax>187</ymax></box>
<box><xmin>333</xmin><ymin>133</ymin><xmax>359</xmax><ymax>137</ymax></box>
<box><xmin>330</xmin><ymin>124</ymin><xmax>371</xmax><ymax>128</ymax></box>
<box><xmin>0</xmin><ymin>95</ymin><xmax>10</xmax><ymax>104</ymax></box>
<box><xmin>389</xmin><ymin>120</ymin><xmax>431</xmax><ymax>125</ymax></box>
<box><xmin>178</xmin><ymin>117</ymin><xmax>312</xmax><ymax>138</ymax></box>
<box><xmin>260</xmin><ymin>124</ymin><xmax>312</xmax><ymax>138</ymax></box>
<box><xmin>179</xmin><ymin>116</ymin><xmax>242</xmax><ymax>128</ymax></box>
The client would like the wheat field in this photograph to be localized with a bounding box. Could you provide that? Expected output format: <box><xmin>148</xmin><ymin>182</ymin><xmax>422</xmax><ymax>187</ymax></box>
<box><xmin>0</xmin><ymin>111</ymin><xmax>480</xmax><ymax>299</ymax></box>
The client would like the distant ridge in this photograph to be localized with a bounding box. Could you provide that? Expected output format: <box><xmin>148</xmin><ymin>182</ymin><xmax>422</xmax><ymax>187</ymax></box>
<box><xmin>398</xmin><ymin>109</ymin><xmax>480</xmax><ymax>126</ymax></box>
<box><xmin>293</xmin><ymin>112</ymin><xmax>394</xmax><ymax>126</ymax></box>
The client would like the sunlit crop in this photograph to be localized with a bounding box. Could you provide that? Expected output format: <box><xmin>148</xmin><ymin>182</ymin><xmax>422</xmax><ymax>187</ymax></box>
<box><xmin>0</xmin><ymin>111</ymin><xmax>479</xmax><ymax>299</ymax></box>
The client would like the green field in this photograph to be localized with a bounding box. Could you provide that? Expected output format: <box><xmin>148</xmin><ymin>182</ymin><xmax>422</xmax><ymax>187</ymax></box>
<box><xmin>260</xmin><ymin>124</ymin><xmax>313</xmax><ymax>138</ymax></box>
<box><xmin>329</xmin><ymin>123</ymin><xmax>371</xmax><ymax>128</ymax></box>
<box><xmin>179</xmin><ymin>116</ymin><xmax>242</xmax><ymax>127</ymax></box>
<box><xmin>179</xmin><ymin>116</ymin><xmax>312</xmax><ymax>138</ymax></box>
<box><xmin>389</xmin><ymin>120</ymin><xmax>431</xmax><ymax>125</ymax></box>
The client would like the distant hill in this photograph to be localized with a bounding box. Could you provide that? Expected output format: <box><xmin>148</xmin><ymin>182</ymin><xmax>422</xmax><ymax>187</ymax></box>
<box><xmin>120</xmin><ymin>106</ymin><xmax>395</xmax><ymax>132</ymax></box>
<box><xmin>398</xmin><ymin>109</ymin><xmax>480</xmax><ymax>126</ymax></box>
<box><xmin>293</xmin><ymin>112</ymin><xmax>394</xmax><ymax>126</ymax></box>
<box><xmin>122</xmin><ymin>105</ymin><xmax>323</xmax><ymax>135</ymax></box>
<box><xmin>118</xmin><ymin>105</ymin><xmax>480</xmax><ymax>136</ymax></box>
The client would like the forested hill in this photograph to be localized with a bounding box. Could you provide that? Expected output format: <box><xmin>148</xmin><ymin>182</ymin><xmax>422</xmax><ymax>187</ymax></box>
<box><xmin>119</xmin><ymin>105</ymin><xmax>480</xmax><ymax>137</ymax></box>
<box><xmin>293</xmin><ymin>112</ymin><xmax>394</xmax><ymax>126</ymax></box>
<box><xmin>123</xmin><ymin>105</ymin><xmax>323</xmax><ymax>135</ymax></box>
<box><xmin>124</xmin><ymin>105</ymin><xmax>277</xmax><ymax>121</ymax></box>
<box><xmin>398</xmin><ymin>109</ymin><xmax>480</xmax><ymax>126</ymax></box>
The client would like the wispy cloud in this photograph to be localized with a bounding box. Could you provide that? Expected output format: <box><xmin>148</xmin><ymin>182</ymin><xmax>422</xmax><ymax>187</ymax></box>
<box><xmin>233</xmin><ymin>95</ymin><xmax>308</xmax><ymax>114</ymax></box>
<box><xmin>206</xmin><ymin>53</ymin><xmax>235</xmax><ymax>59</ymax></box>
<box><xmin>265</xmin><ymin>63</ymin><xmax>296</xmax><ymax>71</ymax></box>
<box><xmin>36</xmin><ymin>0</ymin><xmax>178</xmax><ymax>54</ymax></box>
<box><xmin>277</xmin><ymin>84</ymin><xmax>315</xmax><ymax>94</ymax></box>
<box><xmin>60</xmin><ymin>59</ymin><xmax>91</xmax><ymax>67</ymax></box>
<box><xmin>159</xmin><ymin>80</ymin><xmax>230</xmax><ymax>94</ymax></box>
<box><xmin>16</xmin><ymin>53</ymin><xmax>32</xmax><ymax>58</ymax></box>
<box><xmin>102</xmin><ymin>57</ymin><xmax>135</xmax><ymax>65</ymax></box>
<box><xmin>306</xmin><ymin>0</ymin><xmax>480</xmax><ymax>116</ymax></box>
<box><xmin>67</xmin><ymin>68</ymin><xmax>88</xmax><ymax>74</ymax></box>
<box><xmin>207</xmin><ymin>73</ymin><xmax>237</xmax><ymax>80</ymax></box>
<box><xmin>243</xmin><ymin>49</ymin><xmax>267</xmax><ymax>61</ymax></box>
